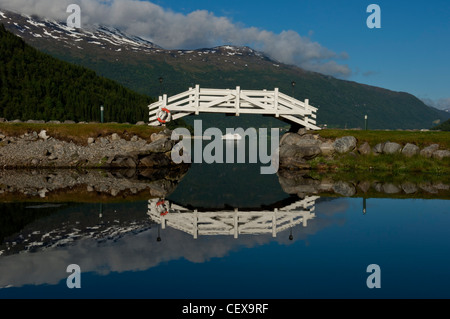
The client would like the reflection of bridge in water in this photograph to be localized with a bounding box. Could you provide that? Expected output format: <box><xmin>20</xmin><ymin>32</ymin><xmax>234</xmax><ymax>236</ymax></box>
<box><xmin>147</xmin><ymin>196</ymin><xmax>318</xmax><ymax>239</ymax></box>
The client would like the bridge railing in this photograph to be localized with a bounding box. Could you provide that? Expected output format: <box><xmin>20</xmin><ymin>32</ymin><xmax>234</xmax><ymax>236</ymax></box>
<box><xmin>147</xmin><ymin>196</ymin><xmax>319</xmax><ymax>239</ymax></box>
<box><xmin>148</xmin><ymin>85</ymin><xmax>320</xmax><ymax>130</ymax></box>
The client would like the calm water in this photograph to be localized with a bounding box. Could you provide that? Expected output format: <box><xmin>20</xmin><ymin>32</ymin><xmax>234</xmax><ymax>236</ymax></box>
<box><xmin>0</xmin><ymin>160</ymin><xmax>449</xmax><ymax>299</ymax></box>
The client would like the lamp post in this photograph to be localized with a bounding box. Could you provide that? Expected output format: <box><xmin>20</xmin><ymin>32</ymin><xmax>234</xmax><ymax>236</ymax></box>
<box><xmin>100</xmin><ymin>105</ymin><xmax>104</xmax><ymax>123</ymax></box>
<box><xmin>364</xmin><ymin>114</ymin><xmax>368</xmax><ymax>130</ymax></box>
<box><xmin>291</xmin><ymin>80</ymin><xmax>296</xmax><ymax>98</ymax></box>
<box><xmin>157</xmin><ymin>224</ymin><xmax>162</xmax><ymax>242</ymax></box>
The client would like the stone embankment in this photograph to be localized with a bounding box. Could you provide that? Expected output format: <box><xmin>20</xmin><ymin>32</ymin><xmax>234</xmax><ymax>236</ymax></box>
<box><xmin>0</xmin><ymin>128</ymin><xmax>179</xmax><ymax>169</ymax></box>
<box><xmin>279</xmin><ymin>128</ymin><xmax>450</xmax><ymax>169</ymax></box>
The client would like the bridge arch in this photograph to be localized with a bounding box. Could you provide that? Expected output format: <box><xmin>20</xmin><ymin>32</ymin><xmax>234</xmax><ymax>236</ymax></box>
<box><xmin>147</xmin><ymin>196</ymin><xmax>318</xmax><ymax>239</ymax></box>
<box><xmin>148</xmin><ymin>85</ymin><xmax>320</xmax><ymax>130</ymax></box>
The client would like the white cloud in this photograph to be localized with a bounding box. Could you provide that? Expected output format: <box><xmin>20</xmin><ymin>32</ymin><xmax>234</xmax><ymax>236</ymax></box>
<box><xmin>420</xmin><ymin>97</ymin><xmax>450</xmax><ymax>110</ymax></box>
<box><xmin>0</xmin><ymin>0</ymin><xmax>351</xmax><ymax>77</ymax></box>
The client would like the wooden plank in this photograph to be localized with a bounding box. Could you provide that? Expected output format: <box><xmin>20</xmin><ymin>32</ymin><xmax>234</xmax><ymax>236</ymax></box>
<box><xmin>171</xmin><ymin>112</ymin><xmax>194</xmax><ymax>120</ymax></box>
<box><xmin>235</xmin><ymin>86</ymin><xmax>240</xmax><ymax>116</ymax></box>
<box><xmin>200</xmin><ymin>93</ymin><xmax>235</xmax><ymax>108</ymax></box>
<box><xmin>239</xmin><ymin>93</ymin><xmax>276</xmax><ymax>110</ymax></box>
<box><xmin>167</xmin><ymin>89</ymin><xmax>194</xmax><ymax>103</ymax></box>
<box><xmin>280</xmin><ymin>114</ymin><xmax>321</xmax><ymax>130</ymax></box>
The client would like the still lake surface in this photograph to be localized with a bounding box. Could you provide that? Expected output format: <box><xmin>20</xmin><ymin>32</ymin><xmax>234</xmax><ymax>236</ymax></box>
<box><xmin>0</xmin><ymin>156</ymin><xmax>449</xmax><ymax>299</ymax></box>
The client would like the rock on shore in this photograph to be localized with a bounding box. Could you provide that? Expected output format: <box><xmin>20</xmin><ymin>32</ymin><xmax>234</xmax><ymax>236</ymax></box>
<box><xmin>0</xmin><ymin>129</ymin><xmax>183</xmax><ymax>168</ymax></box>
<box><xmin>278</xmin><ymin>129</ymin><xmax>450</xmax><ymax>169</ymax></box>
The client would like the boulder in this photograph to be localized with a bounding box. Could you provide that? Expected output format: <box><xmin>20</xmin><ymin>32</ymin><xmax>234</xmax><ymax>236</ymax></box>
<box><xmin>401</xmin><ymin>143</ymin><xmax>419</xmax><ymax>157</ymax></box>
<box><xmin>108</xmin><ymin>155</ymin><xmax>137</xmax><ymax>168</ymax></box>
<box><xmin>401</xmin><ymin>182</ymin><xmax>417</xmax><ymax>194</ymax></box>
<box><xmin>111</xmin><ymin>133</ymin><xmax>120</xmax><ymax>141</ymax></box>
<box><xmin>358</xmin><ymin>142</ymin><xmax>371</xmax><ymax>155</ymax></box>
<box><xmin>139</xmin><ymin>153</ymin><xmax>172</xmax><ymax>167</ymax></box>
<box><xmin>382</xmin><ymin>183</ymin><xmax>401</xmax><ymax>194</ymax></box>
<box><xmin>151</xmin><ymin>132</ymin><xmax>168</xmax><ymax>143</ymax></box>
<box><xmin>148</xmin><ymin>180</ymin><xmax>176</xmax><ymax>197</ymax></box>
<box><xmin>357</xmin><ymin>181</ymin><xmax>371</xmax><ymax>193</ymax></box>
<box><xmin>278</xmin><ymin>173</ymin><xmax>320</xmax><ymax>194</ymax></box>
<box><xmin>38</xmin><ymin>130</ymin><xmax>49</xmax><ymax>140</ymax></box>
<box><xmin>332</xmin><ymin>181</ymin><xmax>356</xmax><ymax>197</ymax></box>
<box><xmin>135</xmin><ymin>121</ymin><xmax>146</xmax><ymax>126</ymax></box>
<box><xmin>420</xmin><ymin>144</ymin><xmax>439</xmax><ymax>158</ymax></box>
<box><xmin>280</xmin><ymin>133</ymin><xmax>320</xmax><ymax>146</ymax></box>
<box><xmin>143</xmin><ymin>138</ymin><xmax>174</xmax><ymax>153</ymax></box>
<box><xmin>279</xmin><ymin>144</ymin><xmax>321</xmax><ymax>160</ymax></box>
<box><xmin>372</xmin><ymin>142</ymin><xmax>385</xmax><ymax>154</ymax></box>
<box><xmin>383</xmin><ymin>142</ymin><xmax>402</xmax><ymax>154</ymax></box>
<box><xmin>297</xmin><ymin>128</ymin><xmax>308</xmax><ymax>136</ymax></box>
<box><xmin>319</xmin><ymin>141</ymin><xmax>334</xmax><ymax>156</ymax></box>
<box><xmin>332</xmin><ymin>136</ymin><xmax>357</xmax><ymax>154</ymax></box>
<box><xmin>432</xmin><ymin>150</ymin><xmax>450</xmax><ymax>160</ymax></box>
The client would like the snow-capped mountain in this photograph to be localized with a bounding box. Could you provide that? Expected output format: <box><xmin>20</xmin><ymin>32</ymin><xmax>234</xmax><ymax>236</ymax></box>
<box><xmin>0</xmin><ymin>8</ymin><xmax>273</xmax><ymax>61</ymax></box>
<box><xmin>0</xmin><ymin>9</ymin><xmax>161</xmax><ymax>53</ymax></box>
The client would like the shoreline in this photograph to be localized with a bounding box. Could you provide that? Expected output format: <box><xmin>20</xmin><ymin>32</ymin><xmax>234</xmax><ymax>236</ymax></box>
<box><xmin>0</xmin><ymin>122</ymin><xmax>449</xmax><ymax>172</ymax></box>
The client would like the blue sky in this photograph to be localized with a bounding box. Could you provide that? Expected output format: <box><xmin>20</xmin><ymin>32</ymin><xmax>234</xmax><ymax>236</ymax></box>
<box><xmin>152</xmin><ymin>0</ymin><xmax>450</xmax><ymax>107</ymax></box>
<box><xmin>2</xmin><ymin>0</ymin><xmax>449</xmax><ymax>107</ymax></box>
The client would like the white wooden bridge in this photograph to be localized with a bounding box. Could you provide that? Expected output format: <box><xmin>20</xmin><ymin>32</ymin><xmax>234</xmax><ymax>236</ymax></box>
<box><xmin>147</xmin><ymin>196</ymin><xmax>318</xmax><ymax>239</ymax></box>
<box><xmin>148</xmin><ymin>85</ymin><xmax>320</xmax><ymax>130</ymax></box>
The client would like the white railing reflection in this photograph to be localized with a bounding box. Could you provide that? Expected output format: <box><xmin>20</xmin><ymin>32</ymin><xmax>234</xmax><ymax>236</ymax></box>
<box><xmin>147</xmin><ymin>196</ymin><xmax>319</xmax><ymax>239</ymax></box>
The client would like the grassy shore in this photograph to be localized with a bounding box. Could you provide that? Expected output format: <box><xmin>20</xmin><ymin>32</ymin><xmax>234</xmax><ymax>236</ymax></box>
<box><xmin>1</xmin><ymin>123</ymin><xmax>449</xmax><ymax>173</ymax></box>
<box><xmin>0</xmin><ymin>122</ymin><xmax>163</xmax><ymax>145</ymax></box>
<box><xmin>312</xmin><ymin>129</ymin><xmax>450</xmax><ymax>174</ymax></box>
<box><xmin>317</xmin><ymin>129</ymin><xmax>450</xmax><ymax>149</ymax></box>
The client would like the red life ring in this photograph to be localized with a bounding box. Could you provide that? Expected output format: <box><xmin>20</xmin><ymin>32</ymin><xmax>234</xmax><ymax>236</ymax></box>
<box><xmin>157</xmin><ymin>108</ymin><xmax>171</xmax><ymax>124</ymax></box>
<box><xmin>156</xmin><ymin>200</ymin><xmax>169</xmax><ymax>216</ymax></box>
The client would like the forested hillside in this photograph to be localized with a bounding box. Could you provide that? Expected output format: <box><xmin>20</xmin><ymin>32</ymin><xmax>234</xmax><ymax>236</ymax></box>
<box><xmin>0</xmin><ymin>25</ymin><xmax>153</xmax><ymax>123</ymax></box>
<box><xmin>431</xmin><ymin>118</ymin><xmax>450</xmax><ymax>131</ymax></box>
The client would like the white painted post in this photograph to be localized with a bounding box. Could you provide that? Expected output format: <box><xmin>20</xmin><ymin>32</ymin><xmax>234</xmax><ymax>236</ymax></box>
<box><xmin>188</xmin><ymin>87</ymin><xmax>193</xmax><ymax>110</ymax></box>
<box><xmin>272</xmin><ymin>208</ymin><xmax>278</xmax><ymax>237</ymax></box>
<box><xmin>193</xmin><ymin>209</ymin><xmax>198</xmax><ymax>239</ymax></box>
<box><xmin>195</xmin><ymin>84</ymin><xmax>200</xmax><ymax>115</ymax></box>
<box><xmin>235</xmin><ymin>86</ymin><xmax>240</xmax><ymax>116</ymax></box>
<box><xmin>161</xmin><ymin>214</ymin><xmax>166</xmax><ymax>229</ymax></box>
<box><xmin>263</xmin><ymin>89</ymin><xmax>267</xmax><ymax>107</ymax></box>
<box><xmin>304</xmin><ymin>98</ymin><xmax>310</xmax><ymax>127</ymax></box>
<box><xmin>234</xmin><ymin>209</ymin><xmax>238</xmax><ymax>238</ymax></box>
<box><xmin>274</xmin><ymin>88</ymin><xmax>279</xmax><ymax>117</ymax></box>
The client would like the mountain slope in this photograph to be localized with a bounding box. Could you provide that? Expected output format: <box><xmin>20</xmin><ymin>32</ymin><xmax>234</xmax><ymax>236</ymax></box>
<box><xmin>0</xmin><ymin>24</ymin><xmax>152</xmax><ymax>123</ymax></box>
<box><xmin>1</xmin><ymin>9</ymin><xmax>448</xmax><ymax>129</ymax></box>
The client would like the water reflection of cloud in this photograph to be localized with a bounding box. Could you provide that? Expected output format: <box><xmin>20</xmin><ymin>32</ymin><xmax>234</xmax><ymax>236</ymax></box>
<box><xmin>0</xmin><ymin>199</ymin><xmax>349</xmax><ymax>289</ymax></box>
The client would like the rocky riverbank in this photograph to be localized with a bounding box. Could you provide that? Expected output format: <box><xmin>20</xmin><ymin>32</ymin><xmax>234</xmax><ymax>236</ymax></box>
<box><xmin>278</xmin><ymin>169</ymin><xmax>450</xmax><ymax>199</ymax></box>
<box><xmin>279</xmin><ymin>128</ymin><xmax>450</xmax><ymax>170</ymax></box>
<box><xmin>0</xmin><ymin>128</ymin><xmax>180</xmax><ymax>169</ymax></box>
<box><xmin>0</xmin><ymin>166</ymin><xmax>189</xmax><ymax>200</ymax></box>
